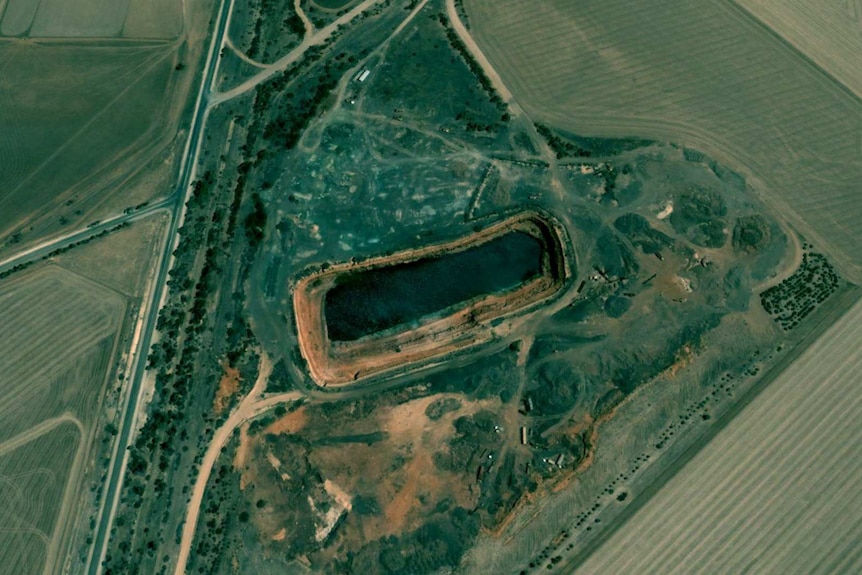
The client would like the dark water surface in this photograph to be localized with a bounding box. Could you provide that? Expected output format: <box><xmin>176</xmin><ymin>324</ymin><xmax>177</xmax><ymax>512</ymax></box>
<box><xmin>324</xmin><ymin>231</ymin><xmax>543</xmax><ymax>341</ymax></box>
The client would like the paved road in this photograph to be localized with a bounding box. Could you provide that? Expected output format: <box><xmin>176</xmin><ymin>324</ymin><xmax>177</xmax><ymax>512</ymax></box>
<box><xmin>0</xmin><ymin>196</ymin><xmax>173</xmax><ymax>276</ymax></box>
<box><xmin>83</xmin><ymin>0</ymin><xmax>234</xmax><ymax>571</ymax></box>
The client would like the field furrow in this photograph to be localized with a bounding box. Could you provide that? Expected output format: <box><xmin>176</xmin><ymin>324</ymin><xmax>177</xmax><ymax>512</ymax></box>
<box><xmin>732</xmin><ymin>0</ymin><xmax>862</xmax><ymax>99</ymax></box>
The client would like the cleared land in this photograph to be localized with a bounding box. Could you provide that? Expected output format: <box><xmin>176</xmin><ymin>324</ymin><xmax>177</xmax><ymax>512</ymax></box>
<box><xmin>0</xmin><ymin>266</ymin><xmax>127</xmax><ymax>575</ymax></box>
<box><xmin>574</xmin><ymin>295</ymin><xmax>862</xmax><ymax>574</ymax></box>
<box><xmin>463</xmin><ymin>0</ymin><xmax>862</xmax><ymax>282</ymax></box>
<box><xmin>189</xmin><ymin>2</ymin><xmax>807</xmax><ymax>571</ymax></box>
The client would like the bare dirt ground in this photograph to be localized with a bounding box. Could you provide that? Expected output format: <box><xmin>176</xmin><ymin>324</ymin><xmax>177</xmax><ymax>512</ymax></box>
<box><xmin>262</xmin><ymin>405</ymin><xmax>308</xmax><ymax>435</ymax></box>
<box><xmin>213</xmin><ymin>363</ymin><xmax>241</xmax><ymax>414</ymax></box>
<box><xmin>293</xmin><ymin>211</ymin><xmax>571</xmax><ymax>386</ymax></box>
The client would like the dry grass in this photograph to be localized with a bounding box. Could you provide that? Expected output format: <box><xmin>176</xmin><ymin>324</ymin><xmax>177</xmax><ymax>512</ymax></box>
<box><xmin>55</xmin><ymin>212</ymin><xmax>168</xmax><ymax>296</ymax></box>
<box><xmin>464</xmin><ymin>0</ymin><xmax>862</xmax><ymax>282</ymax></box>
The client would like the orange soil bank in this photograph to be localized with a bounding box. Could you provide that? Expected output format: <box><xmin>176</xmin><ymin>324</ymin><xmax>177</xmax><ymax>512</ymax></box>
<box><xmin>293</xmin><ymin>211</ymin><xmax>572</xmax><ymax>386</ymax></box>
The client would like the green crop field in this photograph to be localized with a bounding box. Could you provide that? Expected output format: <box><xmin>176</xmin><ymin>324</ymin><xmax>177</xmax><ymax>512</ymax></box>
<box><xmin>464</xmin><ymin>0</ymin><xmax>862</xmax><ymax>282</ymax></box>
<box><xmin>573</xmin><ymin>295</ymin><xmax>862</xmax><ymax>574</ymax></box>
<box><xmin>0</xmin><ymin>0</ymin><xmax>205</xmax><ymax>258</ymax></box>
<box><xmin>0</xmin><ymin>42</ymin><xmax>176</xmax><ymax>251</ymax></box>
<box><xmin>0</xmin><ymin>0</ymin><xmax>181</xmax><ymax>37</ymax></box>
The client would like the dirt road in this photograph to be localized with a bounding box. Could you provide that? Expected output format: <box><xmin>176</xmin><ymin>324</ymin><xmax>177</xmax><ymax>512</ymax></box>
<box><xmin>173</xmin><ymin>353</ymin><xmax>303</xmax><ymax>575</ymax></box>
<box><xmin>445</xmin><ymin>0</ymin><xmax>512</xmax><ymax>102</ymax></box>
<box><xmin>211</xmin><ymin>0</ymin><xmax>385</xmax><ymax>104</ymax></box>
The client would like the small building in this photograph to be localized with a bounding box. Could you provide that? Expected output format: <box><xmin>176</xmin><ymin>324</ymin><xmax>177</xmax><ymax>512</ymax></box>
<box><xmin>520</xmin><ymin>426</ymin><xmax>528</xmax><ymax>445</ymax></box>
<box><xmin>555</xmin><ymin>453</ymin><xmax>566</xmax><ymax>467</ymax></box>
<box><xmin>357</xmin><ymin>69</ymin><xmax>371</xmax><ymax>82</ymax></box>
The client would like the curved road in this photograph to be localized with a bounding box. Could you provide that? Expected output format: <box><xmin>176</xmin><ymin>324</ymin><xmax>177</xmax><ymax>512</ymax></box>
<box><xmin>173</xmin><ymin>353</ymin><xmax>303</xmax><ymax>575</ymax></box>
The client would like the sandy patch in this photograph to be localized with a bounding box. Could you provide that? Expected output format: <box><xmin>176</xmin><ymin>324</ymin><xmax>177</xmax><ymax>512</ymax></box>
<box><xmin>656</xmin><ymin>201</ymin><xmax>674</xmax><ymax>220</ymax></box>
<box><xmin>214</xmin><ymin>363</ymin><xmax>241</xmax><ymax>415</ymax></box>
<box><xmin>382</xmin><ymin>455</ymin><xmax>425</xmax><ymax>532</ymax></box>
<box><xmin>381</xmin><ymin>395</ymin><xmax>439</xmax><ymax>441</ymax></box>
<box><xmin>310</xmin><ymin>481</ymin><xmax>352</xmax><ymax>542</ymax></box>
<box><xmin>324</xmin><ymin>479</ymin><xmax>353</xmax><ymax>511</ymax></box>
<box><xmin>375</xmin><ymin>394</ymin><xmax>490</xmax><ymax>535</ymax></box>
<box><xmin>382</xmin><ymin>393</ymin><xmax>494</xmax><ymax>443</ymax></box>
<box><xmin>263</xmin><ymin>405</ymin><xmax>308</xmax><ymax>435</ymax></box>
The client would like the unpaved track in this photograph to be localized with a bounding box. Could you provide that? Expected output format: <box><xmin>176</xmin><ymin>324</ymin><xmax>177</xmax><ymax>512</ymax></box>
<box><xmin>211</xmin><ymin>0</ymin><xmax>385</xmax><ymax>104</ymax></box>
<box><xmin>294</xmin><ymin>0</ymin><xmax>314</xmax><ymax>35</ymax></box>
<box><xmin>86</xmin><ymin>0</ymin><xmax>235</xmax><ymax>570</ymax></box>
<box><xmin>173</xmin><ymin>353</ymin><xmax>302</xmax><ymax>575</ymax></box>
<box><xmin>224</xmin><ymin>35</ymin><xmax>266</xmax><ymax>68</ymax></box>
<box><xmin>0</xmin><ymin>414</ymin><xmax>83</xmax><ymax>457</ymax></box>
<box><xmin>444</xmin><ymin>0</ymin><xmax>561</xmax><ymax>188</ymax></box>
<box><xmin>445</xmin><ymin>0</ymin><xmax>512</xmax><ymax>102</ymax></box>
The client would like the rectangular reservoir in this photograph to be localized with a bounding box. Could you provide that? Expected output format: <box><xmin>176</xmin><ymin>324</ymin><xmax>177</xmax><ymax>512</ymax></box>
<box><xmin>324</xmin><ymin>231</ymin><xmax>543</xmax><ymax>341</ymax></box>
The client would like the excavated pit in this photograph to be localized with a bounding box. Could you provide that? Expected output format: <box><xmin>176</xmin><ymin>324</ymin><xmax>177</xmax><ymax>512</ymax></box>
<box><xmin>293</xmin><ymin>211</ymin><xmax>572</xmax><ymax>386</ymax></box>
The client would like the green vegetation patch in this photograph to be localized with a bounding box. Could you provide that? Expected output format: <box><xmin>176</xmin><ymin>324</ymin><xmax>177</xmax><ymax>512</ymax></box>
<box><xmin>669</xmin><ymin>186</ymin><xmax>728</xmax><ymax>248</ymax></box>
<box><xmin>526</xmin><ymin>361</ymin><xmax>582</xmax><ymax>416</ymax></box>
<box><xmin>313</xmin><ymin>0</ymin><xmax>355</xmax><ymax>9</ymax></box>
<box><xmin>732</xmin><ymin>215</ymin><xmax>772</xmax><ymax>254</ymax></box>
<box><xmin>425</xmin><ymin>397</ymin><xmax>462</xmax><ymax>420</ymax></box>
<box><xmin>344</xmin><ymin>508</ymin><xmax>479</xmax><ymax>575</ymax></box>
<box><xmin>363</xmin><ymin>6</ymin><xmax>508</xmax><ymax>138</ymax></box>
<box><xmin>535</xmin><ymin>123</ymin><xmax>652</xmax><ymax>159</ymax></box>
<box><xmin>613</xmin><ymin>213</ymin><xmax>673</xmax><ymax>255</ymax></box>
<box><xmin>760</xmin><ymin>251</ymin><xmax>841</xmax><ymax>330</ymax></box>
